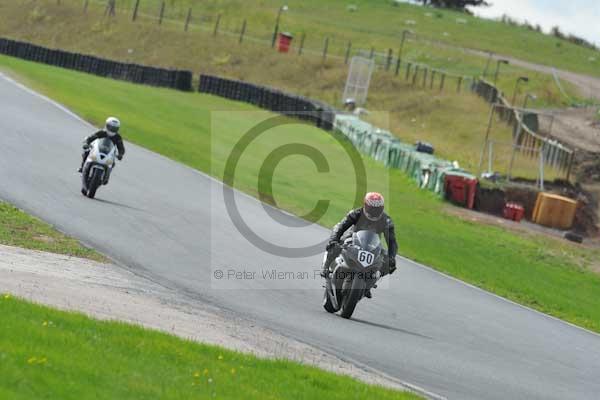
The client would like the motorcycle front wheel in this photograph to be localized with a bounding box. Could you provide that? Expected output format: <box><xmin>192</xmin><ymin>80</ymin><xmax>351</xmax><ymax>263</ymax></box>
<box><xmin>340</xmin><ymin>276</ymin><xmax>365</xmax><ymax>319</ymax></box>
<box><xmin>86</xmin><ymin>169</ymin><xmax>103</xmax><ymax>199</ymax></box>
<box><xmin>323</xmin><ymin>288</ymin><xmax>337</xmax><ymax>313</ymax></box>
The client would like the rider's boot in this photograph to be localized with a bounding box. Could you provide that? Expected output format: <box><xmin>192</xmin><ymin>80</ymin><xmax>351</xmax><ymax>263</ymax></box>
<box><xmin>364</xmin><ymin>289</ymin><xmax>372</xmax><ymax>298</ymax></box>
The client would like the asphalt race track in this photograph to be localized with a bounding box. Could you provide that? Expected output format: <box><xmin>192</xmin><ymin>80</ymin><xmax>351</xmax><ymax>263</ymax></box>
<box><xmin>1</xmin><ymin>74</ymin><xmax>599</xmax><ymax>400</ymax></box>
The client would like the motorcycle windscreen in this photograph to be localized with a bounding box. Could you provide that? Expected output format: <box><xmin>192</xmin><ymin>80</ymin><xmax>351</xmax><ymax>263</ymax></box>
<box><xmin>97</xmin><ymin>138</ymin><xmax>115</xmax><ymax>154</ymax></box>
<box><xmin>352</xmin><ymin>230</ymin><xmax>381</xmax><ymax>252</ymax></box>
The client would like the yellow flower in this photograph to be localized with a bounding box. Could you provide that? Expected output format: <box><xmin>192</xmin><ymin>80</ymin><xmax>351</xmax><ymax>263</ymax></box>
<box><xmin>230</xmin><ymin>368</ymin><xmax>236</xmax><ymax>375</ymax></box>
<box><xmin>193</xmin><ymin>371</ymin><xmax>200</xmax><ymax>377</ymax></box>
<box><xmin>218</xmin><ymin>354</ymin><xmax>223</xmax><ymax>360</ymax></box>
<box><xmin>203</xmin><ymin>368</ymin><xmax>209</xmax><ymax>375</ymax></box>
<box><xmin>39</xmin><ymin>357</ymin><xmax>47</xmax><ymax>364</ymax></box>
<box><xmin>3</xmin><ymin>294</ymin><xmax>10</xmax><ymax>300</ymax></box>
<box><xmin>27</xmin><ymin>357</ymin><xmax>37</xmax><ymax>364</ymax></box>
<box><xmin>42</xmin><ymin>321</ymin><xmax>48</xmax><ymax>327</ymax></box>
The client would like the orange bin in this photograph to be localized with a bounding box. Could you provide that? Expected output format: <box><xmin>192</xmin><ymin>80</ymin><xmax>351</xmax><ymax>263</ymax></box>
<box><xmin>278</xmin><ymin>32</ymin><xmax>293</xmax><ymax>53</ymax></box>
<box><xmin>532</xmin><ymin>193</ymin><xmax>578</xmax><ymax>230</ymax></box>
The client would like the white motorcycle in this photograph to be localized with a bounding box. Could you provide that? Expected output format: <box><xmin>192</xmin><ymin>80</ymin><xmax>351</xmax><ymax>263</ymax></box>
<box><xmin>81</xmin><ymin>138</ymin><xmax>119</xmax><ymax>199</ymax></box>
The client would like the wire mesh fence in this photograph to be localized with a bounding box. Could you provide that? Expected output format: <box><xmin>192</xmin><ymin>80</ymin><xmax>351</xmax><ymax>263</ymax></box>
<box><xmin>62</xmin><ymin>0</ymin><xmax>478</xmax><ymax>93</ymax></box>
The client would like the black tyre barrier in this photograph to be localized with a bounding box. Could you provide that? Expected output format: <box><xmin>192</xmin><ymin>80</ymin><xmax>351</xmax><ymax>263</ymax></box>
<box><xmin>198</xmin><ymin>74</ymin><xmax>336</xmax><ymax>131</ymax></box>
<box><xmin>0</xmin><ymin>37</ymin><xmax>193</xmax><ymax>91</ymax></box>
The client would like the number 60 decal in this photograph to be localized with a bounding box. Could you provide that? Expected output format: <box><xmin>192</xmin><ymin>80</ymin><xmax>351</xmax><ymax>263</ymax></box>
<box><xmin>358</xmin><ymin>250</ymin><xmax>374</xmax><ymax>267</ymax></box>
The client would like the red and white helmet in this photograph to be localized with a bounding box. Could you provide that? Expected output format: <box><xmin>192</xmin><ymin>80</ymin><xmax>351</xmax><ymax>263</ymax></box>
<box><xmin>363</xmin><ymin>192</ymin><xmax>384</xmax><ymax>221</ymax></box>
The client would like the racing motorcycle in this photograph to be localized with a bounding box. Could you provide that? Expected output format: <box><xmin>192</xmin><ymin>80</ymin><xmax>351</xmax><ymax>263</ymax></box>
<box><xmin>323</xmin><ymin>230</ymin><xmax>386</xmax><ymax>319</ymax></box>
<box><xmin>81</xmin><ymin>138</ymin><xmax>118</xmax><ymax>199</ymax></box>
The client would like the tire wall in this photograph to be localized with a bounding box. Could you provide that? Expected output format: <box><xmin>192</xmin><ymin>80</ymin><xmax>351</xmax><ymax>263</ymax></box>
<box><xmin>0</xmin><ymin>37</ymin><xmax>193</xmax><ymax>91</ymax></box>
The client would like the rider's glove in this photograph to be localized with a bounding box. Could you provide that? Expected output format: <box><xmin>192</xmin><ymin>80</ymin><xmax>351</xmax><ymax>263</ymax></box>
<box><xmin>326</xmin><ymin>241</ymin><xmax>338</xmax><ymax>251</ymax></box>
<box><xmin>389</xmin><ymin>257</ymin><xmax>397</xmax><ymax>275</ymax></box>
<box><xmin>117</xmin><ymin>154</ymin><xmax>123</xmax><ymax>161</ymax></box>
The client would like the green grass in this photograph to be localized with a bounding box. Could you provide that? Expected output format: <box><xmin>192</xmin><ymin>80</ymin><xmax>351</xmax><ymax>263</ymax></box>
<box><xmin>2</xmin><ymin>54</ymin><xmax>600</xmax><ymax>333</ymax></box>
<box><xmin>0</xmin><ymin>295</ymin><xmax>420</xmax><ymax>400</ymax></box>
<box><xmin>0</xmin><ymin>201</ymin><xmax>105</xmax><ymax>261</ymax></box>
<box><xmin>0</xmin><ymin>0</ymin><xmax>589</xmax><ymax>177</ymax></box>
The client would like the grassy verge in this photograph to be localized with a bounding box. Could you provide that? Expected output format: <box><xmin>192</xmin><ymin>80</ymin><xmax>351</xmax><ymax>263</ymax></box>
<box><xmin>0</xmin><ymin>0</ymin><xmax>588</xmax><ymax>177</ymax></box>
<box><xmin>0</xmin><ymin>295</ymin><xmax>420</xmax><ymax>400</ymax></box>
<box><xmin>0</xmin><ymin>201</ymin><xmax>105</xmax><ymax>261</ymax></box>
<box><xmin>2</xmin><ymin>55</ymin><xmax>600</xmax><ymax>333</ymax></box>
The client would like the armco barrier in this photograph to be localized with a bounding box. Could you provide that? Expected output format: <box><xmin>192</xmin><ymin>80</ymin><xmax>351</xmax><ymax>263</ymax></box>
<box><xmin>198</xmin><ymin>74</ymin><xmax>335</xmax><ymax>131</ymax></box>
<box><xmin>333</xmin><ymin>114</ymin><xmax>476</xmax><ymax>199</ymax></box>
<box><xmin>0</xmin><ymin>37</ymin><xmax>192</xmax><ymax>91</ymax></box>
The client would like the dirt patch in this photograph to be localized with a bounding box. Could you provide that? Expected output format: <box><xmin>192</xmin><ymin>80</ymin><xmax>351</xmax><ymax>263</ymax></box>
<box><xmin>504</xmin><ymin>184</ymin><xmax>540</xmax><ymax>220</ymax></box>
<box><xmin>538</xmin><ymin>108</ymin><xmax>600</xmax><ymax>154</ymax></box>
<box><xmin>474</xmin><ymin>187</ymin><xmax>505</xmax><ymax>216</ymax></box>
<box><xmin>32</xmin><ymin>234</ymin><xmax>56</xmax><ymax>243</ymax></box>
<box><xmin>0</xmin><ymin>244</ymin><xmax>411</xmax><ymax>393</ymax></box>
<box><xmin>476</xmin><ymin>180</ymin><xmax>599</xmax><ymax>237</ymax></box>
<box><xmin>446</xmin><ymin>204</ymin><xmax>600</xmax><ymax>249</ymax></box>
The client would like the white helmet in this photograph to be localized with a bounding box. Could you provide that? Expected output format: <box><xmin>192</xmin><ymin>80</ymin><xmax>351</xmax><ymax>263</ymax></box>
<box><xmin>105</xmin><ymin>117</ymin><xmax>120</xmax><ymax>137</ymax></box>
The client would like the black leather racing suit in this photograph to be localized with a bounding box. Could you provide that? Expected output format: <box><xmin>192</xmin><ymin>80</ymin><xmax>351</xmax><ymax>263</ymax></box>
<box><xmin>323</xmin><ymin>208</ymin><xmax>398</xmax><ymax>275</ymax></box>
<box><xmin>80</xmin><ymin>130</ymin><xmax>126</xmax><ymax>170</ymax></box>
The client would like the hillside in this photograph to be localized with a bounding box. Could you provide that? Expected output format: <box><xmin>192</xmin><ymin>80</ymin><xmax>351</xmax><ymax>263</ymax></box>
<box><xmin>92</xmin><ymin>0</ymin><xmax>600</xmax><ymax>79</ymax></box>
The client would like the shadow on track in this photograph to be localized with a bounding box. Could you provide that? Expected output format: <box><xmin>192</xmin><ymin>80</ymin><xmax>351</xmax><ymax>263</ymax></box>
<box><xmin>352</xmin><ymin>318</ymin><xmax>433</xmax><ymax>340</ymax></box>
<box><xmin>94</xmin><ymin>197</ymin><xmax>146</xmax><ymax>213</ymax></box>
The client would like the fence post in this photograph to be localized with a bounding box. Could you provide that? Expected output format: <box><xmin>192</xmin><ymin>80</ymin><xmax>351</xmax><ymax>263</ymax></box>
<box><xmin>298</xmin><ymin>33</ymin><xmax>305</xmax><ymax>55</ymax></box>
<box><xmin>385</xmin><ymin>48</ymin><xmax>393</xmax><ymax>71</ymax></box>
<box><xmin>412</xmin><ymin>66</ymin><xmax>419</xmax><ymax>86</ymax></box>
<box><xmin>83</xmin><ymin>0</ymin><xmax>89</xmax><ymax>14</ymax></box>
<box><xmin>132</xmin><ymin>0</ymin><xmax>140</xmax><ymax>21</ymax></box>
<box><xmin>105</xmin><ymin>0</ymin><xmax>116</xmax><ymax>17</ymax></box>
<box><xmin>394</xmin><ymin>57</ymin><xmax>401</xmax><ymax>76</ymax></box>
<box><xmin>405</xmin><ymin>62</ymin><xmax>412</xmax><ymax>80</ymax></box>
<box><xmin>239</xmin><ymin>19</ymin><xmax>247</xmax><ymax>43</ymax></box>
<box><xmin>422</xmin><ymin>68</ymin><xmax>428</xmax><ymax>87</ymax></box>
<box><xmin>478</xmin><ymin>103</ymin><xmax>497</xmax><ymax>175</ymax></box>
<box><xmin>158</xmin><ymin>1</ymin><xmax>165</xmax><ymax>25</ymax></box>
<box><xmin>440</xmin><ymin>73</ymin><xmax>446</xmax><ymax>91</ymax></box>
<box><xmin>565</xmin><ymin>152</ymin><xmax>575</xmax><ymax>182</ymax></box>
<box><xmin>457</xmin><ymin>76</ymin><xmax>463</xmax><ymax>93</ymax></box>
<box><xmin>322</xmin><ymin>37</ymin><xmax>329</xmax><ymax>64</ymax></box>
<box><xmin>344</xmin><ymin>41</ymin><xmax>352</xmax><ymax>65</ymax></box>
<box><xmin>430</xmin><ymin>70</ymin><xmax>436</xmax><ymax>89</ymax></box>
<box><xmin>369</xmin><ymin>46</ymin><xmax>375</xmax><ymax>59</ymax></box>
<box><xmin>507</xmin><ymin>123</ymin><xmax>523</xmax><ymax>181</ymax></box>
<box><xmin>184</xmin><ymin>8</ymin><xmax>192</xmax><ymax>31</ymax></box>
<box><xmin>213</xmin><ymin>14</ymin><xmax>221</xmax><ymax>36</ymax></box>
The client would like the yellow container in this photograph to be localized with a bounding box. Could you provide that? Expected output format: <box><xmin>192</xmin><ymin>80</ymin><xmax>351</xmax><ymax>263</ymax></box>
<box><xmin>532</xmin><ymin>193</ymin><xmax>578</xmax><ymax>230</ymax></box>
